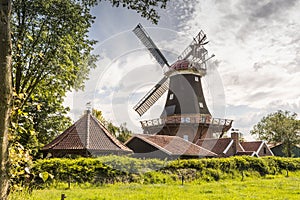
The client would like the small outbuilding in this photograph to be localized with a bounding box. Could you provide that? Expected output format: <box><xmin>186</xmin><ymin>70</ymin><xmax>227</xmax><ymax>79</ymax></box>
<box><xmin>196</xmin><ymin>132</ymin><xmax>273</xmax><ymax>157</ymax></box>
<box><xmin>196</xmin><ymin>133</ymin><xmax>244</xmax><ymax>157</ymax></box>
<box><xmin>270</xmin><ymin>143</ymin><xmax>300</xmax><ymax>157</ymax></box>
<box><xmin>125</xmin><ymin>134</ymin><xmax>217</xmax><ymax>159</ymax></box>
<box><xmin>42</xmin><ymin>111</ymin><xmax>132</xmax><ymax>157</ymax></box>
<box><xmin>240</xmin><ymin>141</ymin><xmax>273</xmax><ymax>157</ymax></box>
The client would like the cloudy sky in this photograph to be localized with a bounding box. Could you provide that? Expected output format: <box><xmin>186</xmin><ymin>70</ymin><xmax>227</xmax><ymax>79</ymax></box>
<box><xmin>65</xmin><ymin>0</ymin><xmax>300</xmax><ymax>140</ymax></box>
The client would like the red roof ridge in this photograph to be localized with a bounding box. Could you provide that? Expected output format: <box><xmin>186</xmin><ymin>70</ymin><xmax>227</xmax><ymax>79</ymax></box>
<box><xmin>241</xmin><ymin>140</ymin><xmax>263</xmax><ymax>144</ymax></box>
<box><xmin>89</xmin><ymin>114</ymin><xmax>132</xmax><ymax>152</ymax></box>
<box><xmin>197</xmin><ymin>137</ymin><xmax>232</xmax><ymax>142</ymax></box>
<box><xmin>42</xmin><ymin>113</ymin><xmax>133</xmax><ymax>154</ymax></box>
<box><xmin>42</xmin><ymin>116</ymin><xmax>85</xmax><ymax>150</ymax></box>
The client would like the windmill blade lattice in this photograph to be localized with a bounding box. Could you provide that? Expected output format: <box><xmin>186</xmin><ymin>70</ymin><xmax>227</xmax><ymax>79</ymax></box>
<box><xmin>178</xmin><ymin>30</ymin><xmax>208</xmax><ymax>63</ymax></box>
<box><xmin>133</xmin><ymin>76</ymin><xmax>169</xmax><ymax>116</ymax></box>
<box><xmin>133</xmin><ymin>23</ymin><xmax>170</xmax><ymax>68</ymax></box>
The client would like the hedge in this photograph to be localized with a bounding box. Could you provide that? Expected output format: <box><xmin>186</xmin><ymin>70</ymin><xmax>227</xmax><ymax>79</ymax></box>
<box><xmin>18</xmin><ymin>156</ymin><xmax>300</xmax><ymax>189</ymax></box>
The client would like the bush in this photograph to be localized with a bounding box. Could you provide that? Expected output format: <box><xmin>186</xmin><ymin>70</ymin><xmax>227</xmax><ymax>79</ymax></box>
<box><xmin>142</xmin><ymin>171</ymin><xmax>174</xmax><ymax>184</ymax></box>
<box><xmin>202</xmin><ymin>168</ymin><xmax>221</xmax><ymax>181</ymax></box>
<box><xmin>21</xmin><ymin>155</ymin><xmax>300</xmax><ymax>189</ymax></box>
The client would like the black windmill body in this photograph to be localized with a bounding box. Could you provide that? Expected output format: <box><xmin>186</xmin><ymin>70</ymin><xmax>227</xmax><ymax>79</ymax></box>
<box><xmin>133</xmin><ymin>24</ymin><xmax>232</xmax><ymax>143</ymax></box>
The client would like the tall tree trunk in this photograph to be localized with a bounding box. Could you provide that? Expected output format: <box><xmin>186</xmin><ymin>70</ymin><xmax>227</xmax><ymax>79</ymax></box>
<box><xmin>0</xmin><ymin>0</ymin><xmax>12</xmax><ymax>199</ymax></box>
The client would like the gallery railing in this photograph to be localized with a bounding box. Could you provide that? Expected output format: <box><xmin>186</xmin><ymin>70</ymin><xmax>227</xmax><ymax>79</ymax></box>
<box><xmin>140</xmin><ymin>114</ymin><xmax>233</xmax><ymax>128</ymax></box>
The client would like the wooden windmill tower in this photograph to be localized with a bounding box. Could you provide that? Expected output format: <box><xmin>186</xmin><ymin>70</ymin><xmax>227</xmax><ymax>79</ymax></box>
<box><xmin>133</xmin><ymin>24</ymin><xmax>232</xmax><ymax>143</ymax></box>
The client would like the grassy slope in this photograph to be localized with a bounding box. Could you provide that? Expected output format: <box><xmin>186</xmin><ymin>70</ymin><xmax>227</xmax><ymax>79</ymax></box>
<box><xmin>10</xmin><ymin>173</ymin><xmax>300</xmax><ymax>200</ymax></box>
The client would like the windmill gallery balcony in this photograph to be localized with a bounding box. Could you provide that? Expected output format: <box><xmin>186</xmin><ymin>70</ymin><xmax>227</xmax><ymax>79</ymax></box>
<box><xmin>140</xmin><ymin>114</ymin><xmax>233</xmax><ymax>136</ymax></box>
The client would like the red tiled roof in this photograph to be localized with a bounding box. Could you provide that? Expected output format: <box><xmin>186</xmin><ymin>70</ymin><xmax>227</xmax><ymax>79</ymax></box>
<box><xmin>196</xmin><ymin>138</ymin><xmax>233</xmax><ymax>155</ymax></box>
<box><xmin>42</xmin><ymin>113</ymin><xmax>132</xmax><ymax>154</ymax></box>
<box><xmin>240</xmin><ymin>141</ymin><xmax>263</xmax><ymax>152</ymax></box>
<box><xmin>129</xmin><ymin>134</ymin><xmax>217</xmax><ymax>157</ymax></box>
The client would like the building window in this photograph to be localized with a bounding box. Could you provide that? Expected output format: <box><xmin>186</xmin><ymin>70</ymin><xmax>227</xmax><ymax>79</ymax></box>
<box><xmin>263</xmin><ymin>147</ymin><xmax>267</xmax><ymax>154</ymax></box>
<box><xmin>199</xmin><ymin>102</ymin><xmax>204</xmax><ymax>108</ymax></box>
<box><xmin>183</xmin><ymin>135</ymin><xmax>189</xmax><ymax>141</ymax></box>
<box><xmin>169</xmin><ymin>93</ymin><xmax>174</xmax><ymax>100</ymax></box>
<box><xmin>195</xmin><ymin>76</ymin><xmax>199</xmax><ymax>82</ymax></box>
<box><xmin>181</xmin><ymin>117</ymin><xmax>191</xmax><ymax>123</ymax></box>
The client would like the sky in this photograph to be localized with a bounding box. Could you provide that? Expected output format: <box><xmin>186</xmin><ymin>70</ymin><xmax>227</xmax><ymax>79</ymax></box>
<box><xmin>65</xmin><ymin>0</ymin><xmax>300</xmax><ymax>140</ymax></box>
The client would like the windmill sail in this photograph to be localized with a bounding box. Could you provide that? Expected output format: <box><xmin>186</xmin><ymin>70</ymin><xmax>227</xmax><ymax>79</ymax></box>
<box><xmin>134</xmin><ymin>76</ymin><xmax>169</xmax><ymax>116</ymax></box>
<box><xmin>133</xmin><ymin>23</ymin><xmax>170</xmax><ymax>68</ymax></box>
<box><xmin>178</xmin><ymin>30</ymin><xmax>208</xmax><ymax>61</ymax></box>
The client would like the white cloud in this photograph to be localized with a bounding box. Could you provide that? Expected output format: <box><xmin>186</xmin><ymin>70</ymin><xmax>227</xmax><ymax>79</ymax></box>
<box><xmin>177</xmin><ymin>0</ymin><xmax>300</xmax><ymax>138</ymax></box>
<box><xmin>65</xmin><ymin>0</ymin><xmax>300</xmax><ymax>139</ymax></box>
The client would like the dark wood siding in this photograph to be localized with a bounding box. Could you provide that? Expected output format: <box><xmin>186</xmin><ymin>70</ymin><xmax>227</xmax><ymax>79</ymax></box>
<box><xmin>126</xmin><ymin>137</ymin><xmax>170</xmax><ymax>159</ymax></box>
<box><xmin>163</xmin><ymin>73</ymin><xmax>211</xmax><ymax>116</ymax></box>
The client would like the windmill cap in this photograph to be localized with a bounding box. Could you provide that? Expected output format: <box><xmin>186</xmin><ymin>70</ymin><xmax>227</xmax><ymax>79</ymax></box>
<box><xmin>170</xmin><ymin>60</ymin><xmax>190</xmax><ymax>70</ymax></box>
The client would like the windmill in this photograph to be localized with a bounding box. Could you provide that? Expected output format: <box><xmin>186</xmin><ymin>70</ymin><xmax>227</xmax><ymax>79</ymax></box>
<box><xmin>133</xmin><ymin>24</ymin><xmax>232</xmax><ymax>142</ymax></box>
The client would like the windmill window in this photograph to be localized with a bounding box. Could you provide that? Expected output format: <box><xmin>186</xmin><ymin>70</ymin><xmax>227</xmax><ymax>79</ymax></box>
<box><xmin>199</xmin><ymin>102</ymin><xmax>204</xmax><ymax>108</ymax></box>
<box><xmin>195</xmin><ymin>76</ymin><xmax>199</xmax><ymax>82</ymax></box>
<box><xmin>169</xmin><ymin>93</ymin><xmax>174</xmax><ymax>100</ymax></box>
<box><xmin>183</xmin><ymin>135</ymin><xmax>189</xmax><ymax>141</ymax></box>
<box><xmin>165</xmin><ymin>105</ymin><xmax>175</xmax><ymax>115</ymax></box>
<box><xmin>185</xmin><ymin>117</ymin><xmax>191</xmax><ymax>123</ymax></box>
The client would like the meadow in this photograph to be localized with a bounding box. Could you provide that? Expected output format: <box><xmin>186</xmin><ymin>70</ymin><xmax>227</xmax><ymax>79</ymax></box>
<box><xmin>9</xmin><ymin>173</ymin><xmax>300</xmax><ymax>200</ymax></box>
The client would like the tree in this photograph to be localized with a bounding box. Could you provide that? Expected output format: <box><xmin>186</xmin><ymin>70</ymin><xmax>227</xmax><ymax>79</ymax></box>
<box><xmin>10</xmin><ymin>0</ymin><xmax>170</xmax><ymax>155</ymax></box>
<box><xmin>0</xmin><ymin>0</ymin><xmax>12</xmax><ymax>199</ymax></box>
<box><xmin>105</xmin><ymin>0</ymin><xmax>169</xmax><ymax>24</ymax></box>
<box><xmin>1</xmin><ymin>0</ymin><xmax>169</xmax><ymax>197</ymax></box>
<box><xmin>117</xmin><ymin>123</ymin><xmax>132</xmax><ymax>143</ymax></box>
<box><xmin>92</xmin><ymin>109</ymin><xmax>132</xmax><ymax>143</ymax></box>
<box><xmin>10</xmin><ymin>0</ymin><xmax>98</xmax><ymax>154</ymax></box>
<box><xmin>251</xmin><ymin>110</ymin><xmax>300</xmax><ymax>157</ymax></box>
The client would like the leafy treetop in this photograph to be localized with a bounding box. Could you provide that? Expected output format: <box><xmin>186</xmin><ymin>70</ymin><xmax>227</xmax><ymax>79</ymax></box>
<box><xmin>251</xmin><ymin>110</ymin><xmax>300</xmax><ymax>157</ymax></box>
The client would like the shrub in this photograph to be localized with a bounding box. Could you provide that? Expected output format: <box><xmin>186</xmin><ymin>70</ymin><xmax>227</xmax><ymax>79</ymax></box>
<box><xmin>142</xmin><ymin>171</ymin><xmax>173</xmax><ymax>184</ymax></box>
<box><xmin>22</xmin><ymin>155</ymin><xmax>300</xmax><ymax>188</ymax></box>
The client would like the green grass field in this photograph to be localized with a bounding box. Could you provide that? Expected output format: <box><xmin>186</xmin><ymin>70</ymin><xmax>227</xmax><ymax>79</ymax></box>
<box><xmin>10</xmin><ymin>174</ymin><xmax>300</xmax><ymax>200</ymax></box>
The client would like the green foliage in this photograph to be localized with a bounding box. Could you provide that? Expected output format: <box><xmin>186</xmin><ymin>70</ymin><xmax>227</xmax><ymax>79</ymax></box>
<box><xmin>95</xmin><ymin>155</ymin><xmax>165</xmax><ymax>174</ymax></box>
<box><xmin>39</xmin><ymin>172</ymin><xmax>53</xmax><ymax>183</ymax></box>
<box><xmin>251</xmin><ymin>110</ymin><xmax>300</xmax><ymax>157</ymax></box>
<box><xmin>92</xmin><ymin>109</ymin><xmax>106</xmax><ymax>124</ymax></box>
<box><xmin>8</xmin><ymin>0</ymin><xmax>169</xmax><ymax>178</ymax></box>
<box><xmin>30</xmin><ymin>156</ymin><xmax>165</xmax><ymax>188</ymax></box>
<box><xmin>11</xmin><ymin>92</ymin><xmax>72</xmax><ymax>157</ymax></box>
<box><xmin>16</xmin><ymin>156</ymin><xmax>300</xmax><ymax>190</ymax></box>
<box><xmin>11</xmin><ymin>0</ymin><xmax>97</xmax><ymax>160</ymax></box>
<box><xmin>117</xmin><ymin>123</ymin><xmax>133</xmax><ymax>143</ymax></box>
<box><xmin>106</xmin><ymin>0</ymin><xmax>170</xmax><ymax>24</ymax></box>
<box><xmin>165</xmin><ymin>156</ymin><xmax>300</xmax><ymax>181</ymax></box>
<box><xmin>6</xmin><ymin>0</ymin><xmax>169</xmax><ymax>198</ymax></box>
<box><xmin>9</xmin><ymin>142</ymin><xmax>33</xmax><ymax>191</ymax></box>
<box><xmin>142</xmin><ymin>171</ymin><xmax>173</xmax><ymax>184</ymax></box>
<box><xmin>10</xmin><ymin>0</ymin><xmax>170</xmax><ymax>158</ymax></box>
<box><xmin>92</xmin><ymin>109</ymin><xmax>132</xmax><ymax>142</ymax></box>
